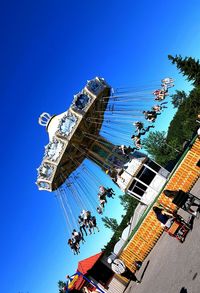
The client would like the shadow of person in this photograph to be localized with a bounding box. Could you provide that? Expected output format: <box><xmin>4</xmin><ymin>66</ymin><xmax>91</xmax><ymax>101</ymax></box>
<box><xmin>139</xmin><ymin>260</ymin><xmax>150</xmax><ymax>281</ymax></box>
<box><xmin>180</xmin><ymin>287</ymin><xmax>187</xmax><ymax>293</ymax></box>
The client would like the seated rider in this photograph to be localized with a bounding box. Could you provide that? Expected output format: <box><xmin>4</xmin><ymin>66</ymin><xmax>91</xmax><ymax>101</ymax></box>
<box><xmin>131</xmin><ymin>128</ymin><xmax>154</xmax><ymax>148</ymax></box>
<box><xmin>99</xmin><ymin>185</ymin><xmax>107</xmax><ymax>195</ymax></box>
<box><xmin>143</xmin><ymin>110</ymin><xmax>154</xmax><ymax>121</ymax></box>
<box><xmin>153</xmin><ymin>89</ymin><xmax>167</xmax><ymax>101</ymax></box>
<box><xmin>131</xmin><ymin>135</ymin><xmax>142</xmax><ymax>149</ymax></box>
<box><xmin>107</xmin><ymin>187</ymin><xmax>115</xmax><ymax>197</ymax></box>
<box><xmin>161</xmin><ymin>77</ymin><xmax>174</xmax><ymax>84</ymax></box>
<box><xmin>118</xmin><ymin>145</ymin><xmax>137</xmax><ymax>157</ymax></box>
<box><xmin>143</xmin><ymin>110</ymin><xmax>160</xmax><ymax>122</ymax></box>
<box><xmin>154</xmin><ymin>89</ymin><xmax>166</xmax><ymax>95</ymax></box>
<box><xmin>80</xmin><ymin>210</ymin><xmax>91</xmax><ymax>228</ymax></box>
<box><xmin>161</xmin><ymin>82</ymin><xmax>174</xmax><ymax>92</ymax></box>
<box><xmin>98</xmin><ymin>192</ymin><xmax>107</xmax><ymax>201</ymax></box>
<box><xmin>78</xmin><ymin>215</ymin><xmax>88</xmax><ymax>236</ymax></box>
<box><xmin>89</xmin><ymin>216</ymin><xmax>100</xmax><ymax>233</ymax></box>
<box><xmin>68</xmin><ymin>238</ymin><xmax>80</xmax><ymax>255</ymax></box>
<box><xmin>106</xmin><ymin>190</ymin><xmax>114</xmax><ymax>198</ymax></box>
<box><xmin>152</xmin><ymin>103</ymin><xmax>167</xmax><ymax>112</ymax></box>
<box><xmin>161</xmin><ymin>83</ymin><xmax>169</xmax><ymax>93</ymax></box>
<box><xmin>98</xmin><ymin>193</ymin><xmax>107</xmax><ymax>208</ymax></box>
<box><xmin>106</xmin><ymin>168</ymin><xmax>125</xmax><ymax>184</ymax></box>
<box><xmin>96</xmin><ymin>206</ymin><xmax>103</xmax><ymax>214</ymax></box>
<box><xmin>152</xmin><ymin>105</ymin><xmax>162</xmax><ymax>112</ymax></box>
<box><xmin>131</xmin><ymin>125</ymin><xmax>155</xmax><ymax>148</ymax></box>
<box><xmin>133</xmin><ymin>121</ymin><xmax>145</xmax><ymax>133</ymax></box>
<box><xmin>71</xmin><ymin>229</ymin><xmax>80</xmax><ymax>244</ymax></box>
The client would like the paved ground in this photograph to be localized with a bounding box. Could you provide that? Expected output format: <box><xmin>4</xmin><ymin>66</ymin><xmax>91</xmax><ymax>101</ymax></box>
<box><xmin>125</xmin><ymin>179</ymin><xmax>200</xmax><ymax>293</ymax></box>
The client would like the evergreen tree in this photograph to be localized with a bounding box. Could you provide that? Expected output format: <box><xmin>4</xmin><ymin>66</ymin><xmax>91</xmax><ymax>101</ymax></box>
<box><xmin>170</xmin><ymin>90</ymin><xmax>188</xmax><ymax>108</ymax></box>
<box><xmin>119</xmin><ymin>193</ymin><xmax>138</xmax><ymax>211</ymax></box>
<box><xmin>58</xmin><ymin>280</ymin><xmax>66</xmax><ymax>293</ymax></box>
<box><xmin>168</xmin><ymin>55</ymin><xmax>200</xmax><ymax>86</ymax></box>
<box><xmin>102</xmin><ymin>217</ymin><xmax>118</xmax><ymax>232</ymax></box>
<box><xmin>142</xmin><ymin>131</ymin><xmax>178</xmax><ymax>166</ymax></box>
<box><xmin>101</xmin><ymin>196</ymin><xmax>138</xmax><ymax>254</ymax></box>
<box><xmin>167</xmin><ymin>86</ymin><xmax>200</xmax><ymax>145</ymax></box>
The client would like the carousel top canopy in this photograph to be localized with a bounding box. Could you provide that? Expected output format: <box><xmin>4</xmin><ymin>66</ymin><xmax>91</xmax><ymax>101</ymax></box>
<box><xmin>36</xmin><ymin>77</ymin><xmax>111</xmax><ymax>192</ymax></box>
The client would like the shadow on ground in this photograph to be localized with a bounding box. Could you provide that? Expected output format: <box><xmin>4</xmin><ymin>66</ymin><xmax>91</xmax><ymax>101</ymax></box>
<box><xmin>139</xmin><ymin>260</ymin><xmax>150</xmax><ymax>282</ymax></box>
<box><xmin>180</xmin><ymin>287</ymin><xmax>187</xmax><ymax>293</ymax></box>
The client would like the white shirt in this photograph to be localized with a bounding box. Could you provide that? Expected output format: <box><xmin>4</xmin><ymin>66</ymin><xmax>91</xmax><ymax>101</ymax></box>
<box><xmin>81</xmin><ymin>210</ymin><xmax>88</xmax><ymax>220</ymax></box>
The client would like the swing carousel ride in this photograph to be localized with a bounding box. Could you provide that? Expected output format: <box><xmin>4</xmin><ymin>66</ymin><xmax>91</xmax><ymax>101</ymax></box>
<box><xmin>36</xmin><ymin>77</ymin><xmax>174</xmax><ymax>253</ymax></box>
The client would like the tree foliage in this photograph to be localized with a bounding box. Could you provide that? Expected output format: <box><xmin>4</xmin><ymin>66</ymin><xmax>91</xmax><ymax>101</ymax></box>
<box><xmin>167</xmin><ymin>86</ymin><xmax>200</xmax><ymax>145</ymax></box>
<box><xmin>101</xmin><ymin>217</ymin><xmax>119</xmax><ymax>232</ymax></box>
<box><xmin>142</xmin><ymin>131</ymin><xmax>178</xmax><ymax>166</ymax></box>
<box><xmin>167</xmin><ymin>55</ymin><xmax>200</xmax><ymax>146</ymax></box>
<box><xmin>119</xmin><ymin>193</ymin><xmax>138</xmax><ymax>211</ymax></box>
<box><xmin>58</xmin><ymin>280</ymin><xmax>66</xmax><ymax>293</ymax></box>
<box><xmin>170</xmin><ymin>90</ymin><xmax>188</xmax><ymax>108</ymax></box>
<box><xmin>142</xmin><ymin>55</ymin><xmax>200</xmax><ymax>167</ymax></box>
<box><xmin>168</xmin><ymin>54</ymin><xmax>200</xmax><ymax>86</ymax></box>
<box><xmin>101</xmin><ymin>194</ymin><xmax>138</xmax><ymax>255</ymax></box>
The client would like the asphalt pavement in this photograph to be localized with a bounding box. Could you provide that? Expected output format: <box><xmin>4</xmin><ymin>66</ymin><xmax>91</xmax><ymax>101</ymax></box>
<box><xmin>124</xmin><ymin>179</ymin><xmax>200</xmax><ymax>293</ymax></box>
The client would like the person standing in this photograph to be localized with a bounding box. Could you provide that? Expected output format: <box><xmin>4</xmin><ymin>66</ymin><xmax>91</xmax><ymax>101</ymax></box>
<box><xmin>153</xmin><ymin>206</ymin><xmax>175</xmax><ymax>228</ymax></box>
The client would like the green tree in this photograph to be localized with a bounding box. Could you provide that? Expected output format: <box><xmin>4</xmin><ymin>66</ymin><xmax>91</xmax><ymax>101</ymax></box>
<box><xmin>58</xmin><ymin>280</ymin><xmax>66</xmax><ymax>293</ymax></box>
<box><xmin>102</xmin><ymin>216</ymin><xmax>119</xmax><ymax>232</ymax></box>
<box><xmin>142</xmin><ymin>131</ymin><xmax>178</xmax><ymax>166</ymax></box>
<box><xmin>101</xmin><ymin>194</ymin><xmax>138</xmax><ymax>255</ymax></box>
<box><xmin>119</xmin><ymin>193</ymin><xmax>138</xmax><ymax>211</ymax></box>
<box><xmin>167</xmin><ymin>54</ymin><xmax>200</xmax><ymax>147</ymax></box>
<box><xmin>168</xmin><ymin>55</ymin><xmax>200</xmax><ymax>86</ymax></box>
<box><xmin>170</xmin><ymin>90</ymin><xmax>188</xmax><ymax>108</ymax></box>
<box><xmin>101</xmin><ymin>193</ymin><xmax>139</xmax><ymax>254</ymax></box>
<box><xmin>167</xmin><ymin>86</ymin><xmax>200</xmax><ymax>145</ymax></box>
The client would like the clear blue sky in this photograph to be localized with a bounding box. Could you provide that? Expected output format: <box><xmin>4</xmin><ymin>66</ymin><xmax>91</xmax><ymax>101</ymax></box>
<box><xmin>1</xmin><ymin>1</ymin><xmax>200</xmax><ymax>293</ymax></box>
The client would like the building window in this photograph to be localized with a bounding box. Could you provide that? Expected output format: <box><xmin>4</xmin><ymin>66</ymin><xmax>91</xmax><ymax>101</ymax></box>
<box><xmin>44</xmin><ymin>139</ymin><xmax>64</xmax><ymax>162</ymax></box>
<box><xmin>136</xmin><ymin>166</ymin><xmax>156</xmax><ymax>185</ymax></box>
<box><xmin>87</xmin><ymin>80</ymin><xmax>103</xmax><ymax>94</ymax></box>
<box><xmin>146</xmin><ymin>159</ymin><xmax>161</xmax><ymax>172</ymax></box>
<box><xmin>58</xmin><ymin>113</ymin><xmax>77</xmax><ymax>137</ymax></box>
<box><xmin>129</xmin><ymin>179</ymin><xmax>147</xmax><ymax>197</ymax></box>
<box><xmin>73</xmin><ymin>93</ymin><xmax>90</xmax><ymax>110</ymax></box>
